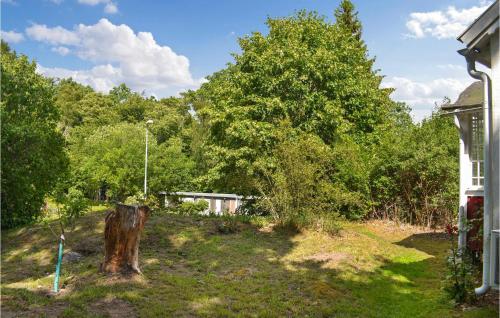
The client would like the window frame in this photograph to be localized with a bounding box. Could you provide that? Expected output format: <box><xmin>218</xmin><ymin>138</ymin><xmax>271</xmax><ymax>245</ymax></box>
<box><xmin>469</xmin><ymin>112</ymin><xmax>484</xmax><ymax>189</ymax></box>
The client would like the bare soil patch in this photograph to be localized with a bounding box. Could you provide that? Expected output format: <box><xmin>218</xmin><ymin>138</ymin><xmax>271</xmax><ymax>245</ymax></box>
<box><xmin>89</xmin><ymin>297</ymin><xmax>137</xmax><ymax>318</ymax></box>
<box><xmin>305</xmin><ymin>252</ymin><xmax>350</xmax><ymax>263</ymax></box>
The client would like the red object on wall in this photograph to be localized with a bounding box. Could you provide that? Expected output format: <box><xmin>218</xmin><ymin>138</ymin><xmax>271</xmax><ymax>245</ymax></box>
<box><xmin>466</xmin><ymin>196</ymin><xmax>484</xmax><ymax>254</ymax></box>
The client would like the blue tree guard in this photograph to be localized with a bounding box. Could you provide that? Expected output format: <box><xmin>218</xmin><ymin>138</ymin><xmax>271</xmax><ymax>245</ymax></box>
<box><xmin>53</xmin><ymin>234</ymin><xmax>65</xmax><ymax>293</ymax></box>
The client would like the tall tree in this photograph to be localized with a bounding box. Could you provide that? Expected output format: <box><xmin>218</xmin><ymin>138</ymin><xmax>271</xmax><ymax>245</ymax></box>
<box><xmin>1</xmin><ymin>42</ymin><xmax>68</xmax><ymax>228</ymax></box>
<box><xmin>195</xmin><ymin>6</ymin><xmax>395</xmax><ymax>196</ymax></box>
<box><xmin>334</xmin><ymin>0</ymin><xmax>362</xmax><ymax>41</ymax></box>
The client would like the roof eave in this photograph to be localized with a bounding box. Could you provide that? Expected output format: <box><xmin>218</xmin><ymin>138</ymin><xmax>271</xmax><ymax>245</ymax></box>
<box><xmin>457</xmin><ymin>1</ymin><xmax>499</xmax><ymax>47</ymax></box>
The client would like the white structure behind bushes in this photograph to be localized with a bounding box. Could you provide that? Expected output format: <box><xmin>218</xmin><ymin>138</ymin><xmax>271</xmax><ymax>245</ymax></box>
<box><xmin>160</xmin><ymin>191</ymin><xmax>247</xmax><ymax>215</ymax></box>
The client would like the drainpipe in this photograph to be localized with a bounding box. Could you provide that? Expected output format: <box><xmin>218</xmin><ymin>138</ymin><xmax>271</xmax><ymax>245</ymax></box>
<box><xmin>459</xmin><ymin>48</ymin><xmax>492</xmax><ymax>295</ymax></box>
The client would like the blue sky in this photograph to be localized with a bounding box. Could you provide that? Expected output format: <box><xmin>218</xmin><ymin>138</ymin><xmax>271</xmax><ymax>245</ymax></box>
<box><xmin>1</xmin><ymin>0</ymin><xmax>493</xmax><ymax>121</ymax></box>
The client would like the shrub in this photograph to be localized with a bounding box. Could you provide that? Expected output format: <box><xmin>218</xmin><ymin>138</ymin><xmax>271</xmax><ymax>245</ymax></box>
<box><xmin>369</xmin><ymin>111</ymin><xmax>459</xmax><ymax>227</ymax></box>
<box><xmin>216</xmin><ymin>215</ymin><xmax>240</xmax><ymax>234</ymax></box>
<box><xmin>124</xmin><ymin>193</ymin><xmax>160</xmax><ymax>211</ymax></box>
<box><xmin>237</xmin><ymin>199</ymin><xmax>268</xmax><ymax>216</ymax></box>
<box><xmin>256</xmin><ymin>133</ymin><xmax>343</xmax><ymax>234</ymax></box>
<box><xmin>176</xmin><ymin>200</ymin><xmax>209</xmax><ymax>216</ymax></box>
<box><xmin>443</xmin><ymin>224</ymin><xmax>477</xmax><ymax>304</ymax></box>
<box><xmin>274</xmin><ymin>213</ymin><xmax>341</xmax><ymax>236</ymax></box>
<box><xmin>144</xmin><ymin>194</ymin><xmax>161</xmax><ymax>211</ymax></box>
<box><xmin>59</xmin><ymin>187</ymin><xmax>90</xmax><ymax>230</ymax></box>
<box><xmin>124</xmin><ymin>193</ymin><xmax>143</xmax><ymax>205</ymax></box>
<box><xmin>312</xmin><ymin>214</ymin><xmax>341</xmax><ymax>236</ymax></box>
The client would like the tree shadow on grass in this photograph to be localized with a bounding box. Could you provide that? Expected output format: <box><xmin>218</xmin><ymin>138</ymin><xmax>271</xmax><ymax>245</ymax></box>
<box><xmin>397</xmin><ymin>232</ymin><xmax>500</xmax><ymax>312</ymax></box>
<box><xmin>1</xmin><ymin>214</ymin><xmax>498</xmax><ymax>317</ymax></box>
<box><xmin>1</xmin><ymin>210</ymin><xmax>107</xmax><ymax>284</ymax></box>
<box><xmin>395</xmin><ymin>232</ymin><xmax>450</xmax><ymax>256</ymax></box>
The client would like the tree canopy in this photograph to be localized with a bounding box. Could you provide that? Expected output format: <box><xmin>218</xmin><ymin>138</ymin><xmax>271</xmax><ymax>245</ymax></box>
<box><xmin>1</xmin><ymin>0</ymin><xmax>459</xmax><ymax>229</ymax></box>
<box><xmin>1</xmin><ymin>42</ymin><xmax>69</xmax><ymax>228</ymax></box>
<box><xmin>192</xmin><ymin>5</ymin><xmax>399</xmax><ymax>220</ymax></box>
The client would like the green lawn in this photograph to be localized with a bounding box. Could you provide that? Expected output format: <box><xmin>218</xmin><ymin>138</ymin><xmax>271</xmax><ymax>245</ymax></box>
<box><xmin>1</xmin><ymin>209</ymin><xmax>498</xmax><ymax>317</ymax></box>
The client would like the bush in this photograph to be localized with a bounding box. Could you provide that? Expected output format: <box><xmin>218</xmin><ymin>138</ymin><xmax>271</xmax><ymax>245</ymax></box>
<box><xmin>176</xmin><ymin>200</ymin><xmax>209</xmax><ymax>216</ymax></box>
<box><xmin>369</xmin><ymin>111</ymin><xmax>459</xmax><ymax>227</ymax></box>
<box><xmin>124</xmin><ymin>193</ymin><xmax>160</xmax><ymax>211</ymax></box>
<box><xmin>60</xmin><ymin>187</ymin><xmax>90</xmax><ymax>230</ymax></box>
<box><xmin>124</xmin><ymin>193</ymin><xmax>143</xmax><ymax>205</ymax></box>
<box><xmin>274</xmin><ymin>213</ymin><xmax>341</xmax><ymax>236</ymax></box>
<box><xmin>443</xmin><ymin>224</ymin><xmax>477</xmax><ymax>304</ymax></box>
<box><xmin>256</xmin><ymin>133</ymin><xmax>343</xmax><ymax>234</ymax></box>
<box><xmin>144</xmin><ymin>194</ymin><xmax>161</xmax><ymax>211</ymax></box>
<box><xmin>216</xmin><ymin>214</ymin><xmax>240</xmax><ymax>234</ymax></box>
<box><xmin>237</xmin><ymin>199</ymin><xmax>268</xmax><ymax>216</ymax></box>
<box><xmin>312</xmin><ymin>214</ymin><xmax>341</xmax><ymax>236</ymax></box>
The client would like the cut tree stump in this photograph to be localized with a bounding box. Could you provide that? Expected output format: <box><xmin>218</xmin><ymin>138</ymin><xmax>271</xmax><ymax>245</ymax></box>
<box><xmin>101</xmin><ymin>204</ymin><xmax>150</xmax><ymax>274</ymax></box>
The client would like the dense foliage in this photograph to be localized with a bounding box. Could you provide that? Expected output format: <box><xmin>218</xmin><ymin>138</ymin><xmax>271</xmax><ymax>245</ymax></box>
<box><xmin>52</xmin><ymin>79</ymin><xmax>196</xmax><ymax>202</ymax></box>
<box><xmin>1</xmin><ymin>1</ymin><xmax>460</xmax><ymax>229</ymax></box>
<box><xmin>188</xmin><ymin>1</ymin><xmax>458</xmax><ymax>228</ymax></box>
<box><xmin>194</xmin><ymin>8</ymin><xmax>394</xmax><ymax>195</ymax></box>
<box><xmin>443</xmin><ymin>224</ymin><xmax>478</xmax><ymax>304</ymax></box>
<box><xmin>56</xmin><ymin>187</ymin><xmax>90</xmax><ymax>230</ymax></box>
<box><xmin>369</xmin><ymin>107</ymin><xmax>459</xmax><ymax>226</ymax></box>
<box><xmin>1</xmin><ymin>42</ymin><xmax>69</xmax><ymax>228</ymax></box>
<box><xmin>256</xmin><ymin>132</ymin><xmax>346</xmax><ymax>234</ymax></box>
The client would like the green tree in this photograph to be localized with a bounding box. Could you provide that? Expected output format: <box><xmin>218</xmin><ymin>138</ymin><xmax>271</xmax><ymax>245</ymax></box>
<box><xmin>368</xmin><ymin>106</ymin><xmax>459</xmax><ymax>227</ymax></box>
<box><xmin>195</xmin><ymin>6</ymin><xmax>395</xmax><ymax>202</ymax></box>
<box><xmin>54</xmin><ymin>78</ymin><xmax>93</xmax><ymax>136</ymax></box>
<box><xmin>69</xmin><ymin>122</ymin><xmax>194</xmax><ymax>201</ymax></box>
<box><xmin>109</xmin><ymin>83</ymin><xmax>133</xmax><ymax>103</ymax></box>
<box><xmin>402</xmin><ymin>112</ymin><xmax>459</xmax><ymax>226</ymax></box>
<box><xmin>334</xmin><ymin>0</ymin><xmax>362</xmax><ymax>40</ymax></box>
<box><xmin>77</xmin><ymin>92</ymin><xmax>119</xmax><ymax>127</ymax></box>
<box><xmin>147</xmin><ymin>96</ymin><xmax>191</xmax><ymax>145</ymax></box>
<box><xmin>1</xmin><ymin>42</ymin><xmax>69</xmax><ymax>228</ymax></box>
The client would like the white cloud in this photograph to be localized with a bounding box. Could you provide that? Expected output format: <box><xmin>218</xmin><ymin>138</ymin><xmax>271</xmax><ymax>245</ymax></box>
<box><xmin>78</xmin><ymin>0</ymin><xmax>106</xmax><ymax>4</ymax></box>
<box><xmin>405</xmin><ymin>2</ymin><xmax>492</xmax><ymax>39</ymax></box>
<box><xmin>77</xmin><ymin>0</ymin><xmax>118</xmax><ymax>14</ymax></box>
<box><xmin>33</xmin><ymin>19</ymin><xmax>202</xmax><ymax>97</ymax></box>
<box><xmin>382</xmin><ymin>76</ymin><xmax>472</xmax><ymax>122</ymax></box>
<box><xmin>37</xmin><ymin>64</ymin><xmax>121</xmax><ymax>93</ymax></box>
<box><xmin>104</xmin><ymin>2</ymin><xmax>118</xmax><ymax>14</ymax></box>
<box><xmin>51</xmin><ymin>46</ymin><xmax>70</xmax><ymax>56</ymax></box>
<box><xmin>26</xmin><ymin>24</ymin><xmax>80</xmax><ymax>45</ymax></box>
<box><xmin>1</xmin><ymin>30</ymin><xmax>24</xmax><ymax>43</ymax></box>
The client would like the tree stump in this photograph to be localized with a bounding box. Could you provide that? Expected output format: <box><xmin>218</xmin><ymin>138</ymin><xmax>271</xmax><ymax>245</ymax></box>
<box><xmin>101</xmin><ymin>204</ymin><xmax>150</xmax><ymax>274</ymax></box>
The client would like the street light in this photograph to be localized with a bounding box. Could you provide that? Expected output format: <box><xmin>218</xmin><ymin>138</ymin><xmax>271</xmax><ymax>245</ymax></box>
<box><xmin>144</xmin><ymin>119</ymin><xmax>154</xmax><ymax>198</ymax></box>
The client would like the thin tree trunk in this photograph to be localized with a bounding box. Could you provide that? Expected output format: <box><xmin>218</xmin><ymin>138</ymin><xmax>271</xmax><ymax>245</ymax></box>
<box><xmin>101</xmin><ymin>204</ymin><xmax>150</xmax><ymax>274</ymax></box>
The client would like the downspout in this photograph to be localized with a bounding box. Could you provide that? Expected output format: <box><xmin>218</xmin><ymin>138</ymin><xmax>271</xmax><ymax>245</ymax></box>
<box><xmin>459</xmin><ymin>48</ymin><xmax>492</xmax><ymax>296</ymax></box>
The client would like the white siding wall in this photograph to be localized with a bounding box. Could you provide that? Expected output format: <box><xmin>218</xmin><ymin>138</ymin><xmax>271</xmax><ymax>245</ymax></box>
<box><xmin>215</xmin><ymin>199</ymin><xmax>222</xmax><ymax>215</ymax></box>
<box><xmin>457</xmin><ymin>114</ymin><xmax>470</xmax><ymax>249</ymax></box>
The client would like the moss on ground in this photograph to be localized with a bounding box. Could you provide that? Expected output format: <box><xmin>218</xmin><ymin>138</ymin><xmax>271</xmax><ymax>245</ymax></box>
<box><xmin>1</xmin><ymin>210</ymin><xmax>498</xmax><ymax>317</ymax></box>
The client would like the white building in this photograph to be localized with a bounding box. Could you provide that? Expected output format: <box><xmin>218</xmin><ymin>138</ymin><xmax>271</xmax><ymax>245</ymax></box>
<box><xmin>442</xmin><ymin>0</ymin><xmax>499</xmax><ymax>294</ymax></box>
<box><xmin>160</xmin><ymin>191</ymin><xmax>247</xmax><ymax>215</ymax></box>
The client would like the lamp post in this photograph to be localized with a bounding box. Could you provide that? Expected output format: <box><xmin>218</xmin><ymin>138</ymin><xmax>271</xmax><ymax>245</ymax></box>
<box><xmin>144</xmin><ymin>119</ymin><xmax>153</xmax><ymax>198</ymax></box>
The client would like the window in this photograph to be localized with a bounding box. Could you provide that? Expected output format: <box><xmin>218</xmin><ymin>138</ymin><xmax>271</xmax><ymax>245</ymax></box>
<box><xmin>470</xmin><ymin>114</ymin><xmax>484</xmax><ymax>187</ymax></box>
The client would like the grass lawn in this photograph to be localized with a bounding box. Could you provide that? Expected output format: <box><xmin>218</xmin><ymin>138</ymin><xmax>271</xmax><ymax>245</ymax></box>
<box><xmin>1</xmin><ymin>208</ymin><xmax>498</xmax><ymax>317</ymax></box>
